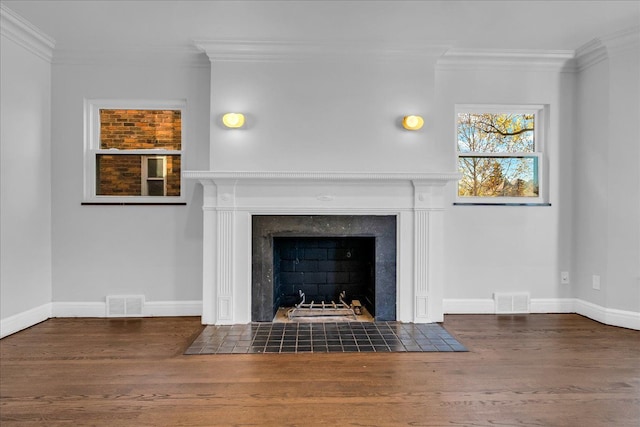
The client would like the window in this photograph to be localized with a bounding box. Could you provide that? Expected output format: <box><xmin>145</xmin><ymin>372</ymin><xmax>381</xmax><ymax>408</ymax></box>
<box><xmin>455</xmin><ymin>105</ymin><xmax>547</xmax><ymax>204</ymax></box>
<box><xmin>84</xmin><ymin>100</ymin><xmax>185</xmax><ymax>203</ymax></box>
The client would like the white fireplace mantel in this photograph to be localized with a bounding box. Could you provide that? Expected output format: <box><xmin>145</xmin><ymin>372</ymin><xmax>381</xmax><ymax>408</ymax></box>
<box><xmin>184</xmin><ymin>170</ymin><xmax>461</xmax><ymax>325</ymax></box>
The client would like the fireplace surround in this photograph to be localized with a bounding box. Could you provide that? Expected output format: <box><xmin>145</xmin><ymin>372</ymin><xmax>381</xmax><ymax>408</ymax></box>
<box><xmin>253</xmin><ymin>215</ymin><xmax>396</xmax><ymax>321</ymax></box>
<box><xmin>184</xmin><ymin>171</ymin><xmax>460</xmax><ymax>325</ymax></box>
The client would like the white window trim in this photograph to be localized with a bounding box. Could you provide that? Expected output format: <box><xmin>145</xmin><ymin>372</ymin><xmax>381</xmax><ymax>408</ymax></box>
<box><xmin>83</xmin><ymin>99</ymin><xmax>186</xmax><ymax>204</ymax></box>
<box><xmin>454</xmin><ymin>104</ymin><xmax>548</xmax><ymax>205</ymax></box>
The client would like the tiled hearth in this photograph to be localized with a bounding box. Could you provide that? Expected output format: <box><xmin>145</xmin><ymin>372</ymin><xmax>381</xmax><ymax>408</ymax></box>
<box><xmin>184</xmin><ymin>171</ymin><xmax>461</xmax><ymax>325</ymax></box>
<box><xmin>185</xmin><ymin>321</ymin><xmax>467</xmax><ymax>354</ymax></box>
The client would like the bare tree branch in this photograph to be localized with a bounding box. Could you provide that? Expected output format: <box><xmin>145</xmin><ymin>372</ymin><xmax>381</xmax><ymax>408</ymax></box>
<box><xmin>476</xmin><ymin>120</ymin><xmax>533</xmax><ymax>137</ymax></box>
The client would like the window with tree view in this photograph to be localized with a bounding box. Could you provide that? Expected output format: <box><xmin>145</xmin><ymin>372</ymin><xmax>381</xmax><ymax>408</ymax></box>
<box><xmin>85</xmin><ymin>100</ymin><xmax>185</xmax><ymax>203</ymax></box>
<box><xmin>456</xmin><ymin>107</ymin><xmax>544</xmax><ymax>203</ymax></box>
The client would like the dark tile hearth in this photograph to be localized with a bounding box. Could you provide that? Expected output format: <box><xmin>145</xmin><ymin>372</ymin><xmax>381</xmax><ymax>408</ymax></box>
<box><xmin>184</xmin><ymin>322</ymin><xmax>467</xmax><ymax>355</ymax></box>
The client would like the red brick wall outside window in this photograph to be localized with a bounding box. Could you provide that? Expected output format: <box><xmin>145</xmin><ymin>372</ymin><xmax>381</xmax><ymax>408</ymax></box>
<box><xmin>97</xmin><ymin>109</ymin><xmax>181</xmax><ymax>196</ymax></box>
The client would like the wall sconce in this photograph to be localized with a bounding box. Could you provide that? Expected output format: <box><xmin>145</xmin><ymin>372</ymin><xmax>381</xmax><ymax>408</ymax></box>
<box><xmin>222</xmin><ymin>113</ymin><xmax>245</xmax><ymax>128</ymax></box>
<box><xmin>402</xmin><ymin>115</ymin><xmax>424</xmax><ymax>131</ymax></box>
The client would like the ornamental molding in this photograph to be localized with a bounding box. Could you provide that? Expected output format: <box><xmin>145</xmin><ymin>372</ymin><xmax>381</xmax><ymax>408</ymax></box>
<box><xmin>574</xmin><ymin>39</ymin><xmax>608</xmax><ymax>72</ymax></box>
<box><xmin>184</xmin><ymin>170</ymin><xmax>462</xmax><ymax>184</ymax></box>
<box><xmin>52</xmin><ymin>46</ymin><xmax>209</xmax><ymax>67</ymax></box>
<box><xmin>596</xmin><ymin>26</ymin><xmax>640</xmax><ymax>56</ymax></box>
<box><xmin>193</xmin><ymin>39</ymin><xmax>450</xmax><ymax>62</ymax></box>
<box><xmin>0</xmin><ymin>4</ymin><xmax>55</xmax><ymax>62</ymax></box>
<box><xmin>436</xmin><ymin>48</ymin><xmax>575</xmax><ymax>72</ymax></box>
<box><xmin>574</xmin><ymin>26</ymin><xmax>639</xmax><ymax>71</ymax></box>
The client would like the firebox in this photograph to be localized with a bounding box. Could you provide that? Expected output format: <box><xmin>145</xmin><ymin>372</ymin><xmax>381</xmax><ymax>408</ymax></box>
<box><xmin>273</xmin><ymin>236</ymin><xmax>376</xmax><ymax>318</ymax></box>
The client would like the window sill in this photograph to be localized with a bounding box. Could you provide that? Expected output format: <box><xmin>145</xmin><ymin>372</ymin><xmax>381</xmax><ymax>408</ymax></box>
<box><xmin>453</xmin><ymin>202</ymin><xmax>551</xmax><ymax>207</ymax></box>
<box><xmin>82</xmin><ymin>195</ymin><xmax>186</xmax><ymax>205</ymax></box>
<box><xmin>82</xmin><ymin>202</ymin><xmax>187</xmax><ymax>206</ymax></box>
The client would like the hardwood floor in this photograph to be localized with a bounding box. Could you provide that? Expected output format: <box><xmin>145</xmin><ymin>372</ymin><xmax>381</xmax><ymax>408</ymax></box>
<box><xmin>1</xmin><ymin>314</ymin><xmax>638</xmax><ymax>426</ymax></box>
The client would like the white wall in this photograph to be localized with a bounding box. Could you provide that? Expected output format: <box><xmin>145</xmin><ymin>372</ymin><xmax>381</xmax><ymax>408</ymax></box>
<box><xmin>437</xmin><ymin>66</ymin><xmax>573</xmax><ymax>303</ymax></box>
<box><xmin>574</xmin><ymin>59</ymin><xmax>610</xmax><ymax>307</ymax></box>
<box><xmin>0</xmin><ymin>18</ymin><xmax>53</xmax><ymax>324</ymax></box>
<box><xmin>50</xmin><ymin>55</ymin><xmax>210</xmax><ymax>307</ymax></box>
<box><xmin>606</xmin><ymin>45</ymin><xmax>640</xmax><ymax>312</ymax></box>
<box><xmin>208</xmin><ymin>55</ymin><xmax>447</xmax><ymax>172</ymax></box>
<box><xmin>574</xmin><ymin>35</ymin><xmax>640</xmax><ymax>313</ymax></box>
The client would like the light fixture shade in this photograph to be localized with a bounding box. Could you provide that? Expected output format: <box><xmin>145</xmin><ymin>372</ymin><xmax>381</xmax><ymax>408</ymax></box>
<box><xmin>222</xmin><ymin>113</ymin><xmax>245</xmax><ymax>128</ymax></box>
<box><xmin>402</xmin><ymin>115</ymin><xmax>424</xmax><ymax>131</ymax></box>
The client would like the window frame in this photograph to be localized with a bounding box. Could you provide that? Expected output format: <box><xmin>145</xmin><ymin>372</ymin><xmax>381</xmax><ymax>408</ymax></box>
<box><xmin>83</xmin><ymin>99</ymin><xmax>186</xmax><ymax>204</ymax></box>
<box><xmin>454</xmin><ymin>104</ymin><xmax>548</xmax><ymax>205</ymax></box>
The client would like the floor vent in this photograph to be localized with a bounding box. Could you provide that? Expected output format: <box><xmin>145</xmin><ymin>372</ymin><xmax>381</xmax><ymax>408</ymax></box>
<box><xmin>106</xmin><ymin>295</ymin><xmax>145</xmax><ymax>317</ymax></box>
<box><xmin>494</xmin><ymin>292</ymin><xmax>530</xmax><ymax>314</ymax></box>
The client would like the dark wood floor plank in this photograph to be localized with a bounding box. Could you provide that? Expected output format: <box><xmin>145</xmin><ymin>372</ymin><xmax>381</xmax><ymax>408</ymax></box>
<box><xmin>1</xmin><ymin>314</ymin><xmax>639</xmax><ymax>426</ymax></box>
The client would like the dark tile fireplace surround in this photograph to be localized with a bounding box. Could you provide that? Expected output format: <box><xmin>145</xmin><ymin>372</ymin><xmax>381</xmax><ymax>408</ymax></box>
<box><xmin>252</xmin><ymin>215</ymin><xmax>396</xmax><ymax>322</ymax></box>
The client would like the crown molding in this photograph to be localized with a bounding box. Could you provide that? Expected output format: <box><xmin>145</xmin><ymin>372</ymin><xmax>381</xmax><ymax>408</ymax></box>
<box><xmin>574</xmin><ymin>38</ymin><xmax>608</xmax><ymax>72</ymax></box>
<box><xmin>597</xmin><ymin>26</ymin><xmax>640</xmax><ymax>57</ymax></box>
<box><xmin>52</xmin><ymin>46</ymin><xmax>210</xmax><ymax>68</ymax></box>
<box><xmin>574</xmin><ymin>26</ymin><xmax>640</xmax><ymax>71</ymax></box>
<box><xmin>0</xmin><ymin>4</ymin><xmax>55</xmax><ymax>62</ymax></box>
<box><xmin>193</xmin><ymin>39</ymin><xmax>451</xmax><ymax>62</ymax></box>
<box><xmin>436</xmin><ymin>48</ymin><xmax>575</xmax><ymax>72</ymax></box>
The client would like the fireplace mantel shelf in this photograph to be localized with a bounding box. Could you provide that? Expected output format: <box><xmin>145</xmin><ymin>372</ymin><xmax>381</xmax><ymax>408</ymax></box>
<box><xmin>184</xmin><ymin>170</ymin><xmax>461</xmax><ymax>184</ymax></box>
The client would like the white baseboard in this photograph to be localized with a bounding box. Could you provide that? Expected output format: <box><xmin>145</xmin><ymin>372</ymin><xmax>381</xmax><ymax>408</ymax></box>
<box><xmin>51</xmin><ymin>300</ymin><xmax>202</xmax><ymax>318</ymax></box>
<box><xmin>444</xmin><ymin>297</ymin><xmax>639</xmax><ymax>330</ymax></box>
<box><xmin>52</xmin><ymin>301</ymin><xmax>106</xmax><ymax>317</ymax></box>
<box><xmin>1</xmin><ymin>300</ymin><xmax>203</xmax><ymax>338</ymax></box>
<box><xmin>530</xmin><ymin>298</ymin><xmax>576</xmax><ymax>313</ymax></box>
<box><xmin>144</xmin><ymin>300</ymin><xmax>202</xmax><ymax>317</ymax></box>
<box><xmin>0</xmin><ymin>303</ymin><xmax>52</xmax><ymax>338</ymax></box>
<box><xmin>443</xmin><ymin>298</ymin><xmax>495</xmax><ymax>314</ymax></box>
<box><xmin>574</xmin><ymin>299</ymin><xmax>640</xmax><ymax>330</ymax></box>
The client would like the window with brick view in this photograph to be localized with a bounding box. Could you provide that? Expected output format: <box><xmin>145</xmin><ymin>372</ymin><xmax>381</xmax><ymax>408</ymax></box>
<box><xmin>96</xmin><ymin>109</ymin><xmax>181</xmax><ymax>197</ymax></box>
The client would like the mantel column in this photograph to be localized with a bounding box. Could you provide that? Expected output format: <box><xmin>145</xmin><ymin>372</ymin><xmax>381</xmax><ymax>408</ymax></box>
<box><xmin>201</xmin><ymin>184</ymin><xmax>216</xmax><ymax>324</ymax></box>
<box><xmin>200</xmin><ymin>179</ymin><xmax>237</xmax><ymax>325</ymax></box>
<box><xmin>412</xmin><ymin>181</ymin><xmax>448</xmax><ymax>323</ymax></box>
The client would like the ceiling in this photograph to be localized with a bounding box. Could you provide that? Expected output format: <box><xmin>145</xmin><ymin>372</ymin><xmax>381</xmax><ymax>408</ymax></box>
<box><xmin>3</xmin><ymin>0</ymin><xmax>639</xmax><ymax>53</ymax></box>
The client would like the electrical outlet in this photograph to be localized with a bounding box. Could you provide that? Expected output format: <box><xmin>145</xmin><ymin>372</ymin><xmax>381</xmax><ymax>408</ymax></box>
<box><xmin>592</xmin><ymin>274</ymin><xmax>601</xmax><ymax>290</ymax></box>
<box><xmin>560</xmin><ymin>271</ymin><xmax>570</xmax><ymax>284</ymax></box>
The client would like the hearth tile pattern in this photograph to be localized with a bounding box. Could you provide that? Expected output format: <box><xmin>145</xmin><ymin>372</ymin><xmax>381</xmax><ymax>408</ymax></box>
<box><xmin>185</xmin><ymin>322</ymin><xmax>467</xmax><ymax>354</ymax></box>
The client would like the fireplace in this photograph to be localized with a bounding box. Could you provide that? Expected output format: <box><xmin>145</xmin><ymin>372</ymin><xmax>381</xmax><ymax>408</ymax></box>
<box><xmin>184</xmin><ymin>171</ymin><xmax>460</xmax><ymax>325</ymax></box>
<box><xmin>252</xmin><ymin>215</ymin><xmax>396</xmax><ymax>321</ymax></box>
